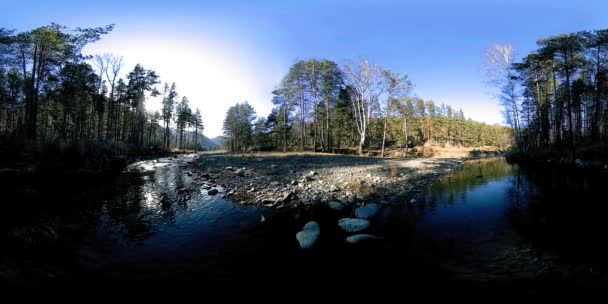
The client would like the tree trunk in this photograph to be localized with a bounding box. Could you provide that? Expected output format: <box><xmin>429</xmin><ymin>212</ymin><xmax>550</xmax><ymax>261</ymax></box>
<box><xmin>381</xmin><ymin>106</ymin><xmax>389</xmax><ymax>157</ymax></box>
<box><xmin>404</xmin><ymin>117</ymin><xmax>408</xmax><ymax>157</ymax></box>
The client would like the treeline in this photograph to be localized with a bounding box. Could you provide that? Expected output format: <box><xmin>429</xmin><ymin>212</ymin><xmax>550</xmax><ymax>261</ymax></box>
<box><xmin>0</xmin><ymin>24</ymin><xmax>204</xmax><ymax>157</ymax></box>
<box><xmin>223</xmin><ymin>58</ymin><xmax>511</xmax><ymax>155</ymax></box>
<box><xmin>486</xmin><ymin>29</ymin><xmax>608</xmax><ymax>159</ymax></box>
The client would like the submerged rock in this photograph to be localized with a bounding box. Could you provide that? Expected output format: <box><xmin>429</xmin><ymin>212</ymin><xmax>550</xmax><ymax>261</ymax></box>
<box><xmin>235</xmin><ymin>168</ymin><xmax>245</xmax><ymax>176</ymax></box>
<box><xmin>354</xmin><ymin>203</ymin><xmax>380</xmax><ymax>219</ymax></box>
<box><xmin>328</xmin><ymin>201</ymin><xmax>345</xmax><ymax>210</ymax></box>
<box><xmin>345</xmin><ymin>234</ymin><xmax>379</xmax><ymax>244</ymax></box>
<box><xmin>207</xmin><ymin>189</ymin><xmax>219</xmax><ymax>195</ymax></box>
<box><xmin>409</xmin><ymin>199</ymin><xmax>417</xmax><ymax>204</ymax></box>
<box><xmin>338</xmin><ymin>218</ymin><xmax>370</xmax><ymax>233</ymax></box>
<box><xmin>296</xmin><ymin>221</ymin><xmax>320</xmax><ymax>249</ymax></box>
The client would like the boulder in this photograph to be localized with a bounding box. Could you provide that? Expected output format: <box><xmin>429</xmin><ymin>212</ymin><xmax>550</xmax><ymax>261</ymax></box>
<box><xmin>328</xmin><ymin>201</ymin><xmax>345</xmax><ymax>210</ymax></box>
<box><xmin>354</xmin><ymin>203</ymin><xmax>380</xmax><ymax>219</ymax></box>
<box><xmin>345</xmin><ymin>234</ymin><xmax>379</xmax><ymax>244</ymax></box>
<box><xmin>296</xmin><ymin>221</ymin><xmax>320</xmax><ymax>249</ymax></box>
<box><xmin>338</xmin><ymin>218</ymin><xmax>371</xmax><ymax>233</ymax></box>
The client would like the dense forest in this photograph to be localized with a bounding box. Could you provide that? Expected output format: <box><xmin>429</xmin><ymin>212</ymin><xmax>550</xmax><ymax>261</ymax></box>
<box><xmin>485</xmin><ymin>29</ymin><xmax>608</xmax><ymax>160</ymax></box>
<box><xmin>0</xmin><ymin>24</ymin><xmax>205</xmax><ymax>167</ymax></box>
<box><xmin>223</xmin><ymin>58</ymin><xmax>512</xmax><ymax>155</ymax></box>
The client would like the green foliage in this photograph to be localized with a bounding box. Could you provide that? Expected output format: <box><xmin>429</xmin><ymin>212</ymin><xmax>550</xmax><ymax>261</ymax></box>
<box><xmin>512</xmin><ymin>28</ymin><xmax>608</xmax><ymax>157</ymax></box>
<box><xmin>223</xmin><ymin>102</ymin><xmax>256</xmax><ymax>152</ymax></box>
<box><xmin>0</xmin><ymin>24</ymin><xmax>203</xmax><ymax>155</ymax></box>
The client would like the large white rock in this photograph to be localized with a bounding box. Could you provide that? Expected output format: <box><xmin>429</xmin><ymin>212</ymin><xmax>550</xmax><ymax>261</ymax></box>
<box><xmin>345</xmin><ymin>234</ymin><xmax>379</xmax><ymax>244</ymax></box>
<box><xmin>354</xmin><ymin>203</ymin><xmax>380</xmax><ymax>219</ymax></box>
<box><xmin>338</xmin><ymin>218</ymin><xmax>370</xmax><ymax>233</ymax></box>
<box><xmin>296</xmin><ymin>221</ymin><xmax>320</xmax><ymax>249</ymax></box>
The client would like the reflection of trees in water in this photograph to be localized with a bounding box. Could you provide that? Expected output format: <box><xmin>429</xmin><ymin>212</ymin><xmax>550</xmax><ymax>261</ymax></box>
<box><xmin>100</xmin><ymin>164</ymin><xmax>197</xmax><ymax>241</ymax></box>
<box><xmin>422</xmin><ymin>159</ymin><xmax>515</xmax><ymax>209</ymax></box>
<box><xmin>429</xmin><ymin>159</ymin><xmax>515</xmax><ymax>197</ymax></box>
<box><xmin>504</xmin><ymin>164</ymin><xmax>608</xmax><ymax>265</ymax></box>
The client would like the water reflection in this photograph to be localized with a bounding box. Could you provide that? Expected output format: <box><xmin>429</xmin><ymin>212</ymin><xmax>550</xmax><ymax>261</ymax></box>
<box><xmin>415</xmin><ymin>158</ymin><xmax>608</xmax><ymax>269</ymax></box>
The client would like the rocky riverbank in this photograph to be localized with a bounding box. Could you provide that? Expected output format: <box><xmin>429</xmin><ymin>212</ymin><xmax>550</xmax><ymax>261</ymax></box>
<box><xmin>183</xmin><ymin>152</ymin><xmax>472</xmax><ymax>210</ymax></box>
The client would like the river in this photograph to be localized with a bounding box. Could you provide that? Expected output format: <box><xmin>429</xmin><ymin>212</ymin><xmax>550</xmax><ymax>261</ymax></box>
<box><xmin>3</xmin><ymin>155</ymin><xmax>607</xmax><ymax>294</ymax></box>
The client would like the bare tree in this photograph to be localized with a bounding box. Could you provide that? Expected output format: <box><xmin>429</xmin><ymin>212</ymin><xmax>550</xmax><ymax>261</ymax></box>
<box><xmin>101</xmin><ymin>54</ymin><xmax>123</xmax><ymax>140</ymax></box>
<box><xmin>344</xmin><ymin>58</ymin><xmax>383</xmax><ymax>155</ymax></box>
<box><xmin>484</xmin><ymin>43</ymin><xmax>521</xmax><ymax>150</ymax></box>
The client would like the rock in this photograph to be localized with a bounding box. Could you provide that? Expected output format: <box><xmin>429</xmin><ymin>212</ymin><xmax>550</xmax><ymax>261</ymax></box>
<box><xmin>296</xmin><ymin>221</ymin><xmax>320</xmax><ymax>249</ymax></box>
<box><xmin>329</xmin><ymin>185</ymin><xmax>339</xmax><ymax>192</ymax></box>
<box><xmin>305</xmin><ymin>176</ymin><xmax>314</xmax><ymax>182</ymax></box>
<box><xmin>270</xmin><ymin>181</ymin><xmax>280</xmax><ymax>187</ymax></box>
<box><xmin>201</xmin><ymin>173</ymin><xmax>211</xmax><ymax>178</ymax></box>
<box><xmin>283</xmin><ymin>191</ymin><xmax>293</xmax><ymax>202</ymax></box>
<box><xmin>366</xmin><ymin>173</ymin><xmax>372</xmax><ymax>178</ymax></box>
<box><xmin>236</xmin><ymin>168</ymin><xmax>245</xmax><ymax>176</ymax></box>
<box><xmin>409</xmin><ymin>199</ymin><xmax>416</xmax><ymax>204</ymax></box>
<box><xmin>291</xmin><ymin>180</ymin><xmax>298</xmax><ymax>185</ymax></box>
<box><xmin>270</xmin><ymin>164</ymin><xmax>277</xmax><ymax>169</ymax></box>
<box><xmin>260</xmin><ymin>215</ymin><xmax>266</xmax><ymax>223</ymax></box>
<box><xmin>262</xmin><ymin>198</ymin><xmax>275</xmax><ymax>204</ymax></box>
<box><xmin>356</xmin><ymin>195</ymin><xmax>365</xmax><ymax>201</ymax></box>
<box><xmin>345</xmin><ymin>234</ymin><xmax>379</xmax><ymax>244</ymax></box>
<box><xmin>309</xmin><ymin>171</ymin><xmax>317</xmax><ymax>176</ymax></box>
<box><xmin>338</xmin><ymin>218</ymin><xmax>371</xmax><ymax>233</ymax></box>
<box><xmin>207</xmin><ymin>189</ymin><xmax>219</xmax><ymax>195</ymax></box>
<box><xmin>225</xmin><ymin>166</ymin><xmax>234</xmax><ymax>171</ymax></box>
<box><xmin>354</xmin><ymin>203</ymin><xmax>380</xmax><ymax>219</ymax></box>
<box><xmin>328</xmin><ymin>201</ymin><xmax>345</xmax><ymax>210</ymax></box>
<box><xmin>312</xmin><ymin>194</ymin><xmax>322</xmax><ymax>203</ymax></box>
<box><xmin>575</xmin><ymin>159</ymin><xmax>584</xmax><ymax>167</ymax></box>
<box><xmin>202</xmin><ymin>185</ymin><xmax>211</xmax><ymax>190</ymax></box>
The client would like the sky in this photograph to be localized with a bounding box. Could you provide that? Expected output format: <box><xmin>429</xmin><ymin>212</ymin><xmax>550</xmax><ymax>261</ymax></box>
<box><xmin>2</xmin><ymin>0</ymin><xmax>607</xmax><ymax>137</ymax></box>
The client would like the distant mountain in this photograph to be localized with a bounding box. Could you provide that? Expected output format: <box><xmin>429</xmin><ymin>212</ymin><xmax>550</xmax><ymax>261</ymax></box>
<box><xmin>197</xmin><ymin>134</ymin><xmax>222</xmax><ymax>149</ymax></box>
<box><xmin>169</xmin><ymin>128</ymin><xmax>222</xmax><ymax>149</ymax></box>
<box><xmin>209</xmin><ymin>136</ymin><xmax>224</xmax><ymax>147</ymax></box>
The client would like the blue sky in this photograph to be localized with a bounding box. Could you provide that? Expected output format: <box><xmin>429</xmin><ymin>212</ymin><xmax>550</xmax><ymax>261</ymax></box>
<box><xmin>2</xmin><ymin>0</ymin><xmax>607</xmax><ymax>136</ymax></box>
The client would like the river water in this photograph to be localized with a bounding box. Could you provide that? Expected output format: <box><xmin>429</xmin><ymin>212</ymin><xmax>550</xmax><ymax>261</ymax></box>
<box><xmin>4</xmin><ymin>155</ymin><xmax>607</xmax><ymax>293</ymax></box>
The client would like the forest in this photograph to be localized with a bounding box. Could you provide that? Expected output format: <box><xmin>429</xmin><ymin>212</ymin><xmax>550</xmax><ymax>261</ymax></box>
<box><xmin>223</xmin><ymin>58</ymin><xmax>512</xmax><ymax>155</ymax></box>
<box><xmin>0</xmin><ymin>24</ymin><xmax>204</xmax><ymax>169</ymax></box>
<box><xmin>484</xmin><ymin>29</ymin><xmax>608</xmax><ymax>161</ymax></box>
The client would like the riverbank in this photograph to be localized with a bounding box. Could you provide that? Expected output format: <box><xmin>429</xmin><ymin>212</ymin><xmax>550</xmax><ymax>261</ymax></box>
<box><xmin>506</xmin><ymin>145</ymin><xmax>608</xmax><ymax>173</ymax></box>
<box><xmin>184</xmin><ymin>152</ymin><xmax>493</xmax><ymax>211</ymax></box>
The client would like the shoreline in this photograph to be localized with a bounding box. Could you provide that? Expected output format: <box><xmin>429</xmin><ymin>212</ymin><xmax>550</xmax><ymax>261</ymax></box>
<box><xmin>185</xmin><ymin>152</ymin><xmax>500</xmax><ymax>210</ymax></box>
